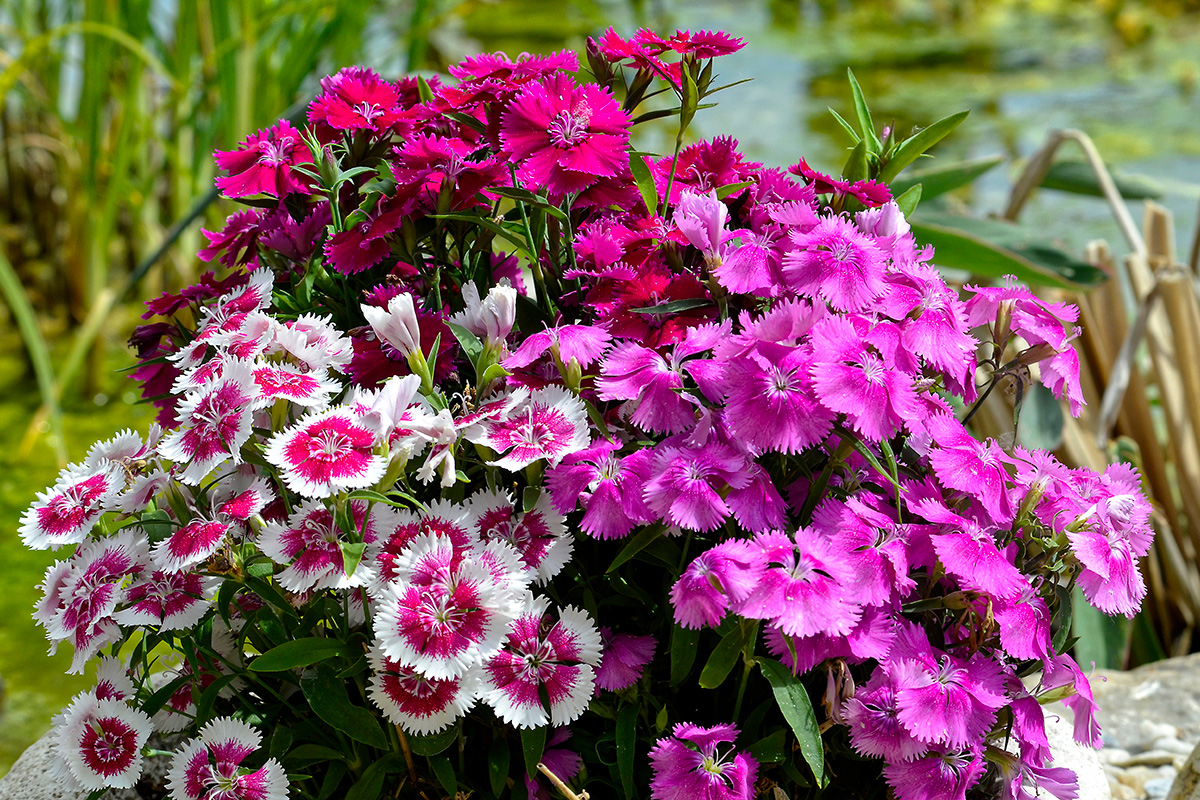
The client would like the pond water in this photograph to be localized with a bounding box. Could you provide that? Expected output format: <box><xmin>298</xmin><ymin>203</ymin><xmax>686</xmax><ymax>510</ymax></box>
<box><xmin>4</xmin><ymin>0</ymin><xmax>1200</xmax><ymax>777</ymax></box>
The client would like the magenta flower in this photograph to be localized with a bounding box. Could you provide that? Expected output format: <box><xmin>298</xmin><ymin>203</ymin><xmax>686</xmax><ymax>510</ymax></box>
<box><xmin>116</xmin><ymin>569</ymin><xmax>214</xmax><ymax>631</ymax></box>
<box><xmin>214</xmin><ymin>120</ymin><xmax>312</xmax><ymax>198</ymax></box>
<box><xmin>503</xmin><ymin>324</ymin><xmax>613</xmax><ymax>372</ymax></box>
<box><xmin>54</xmin><ymin>694</ymin><xmax>152</xmax><ymax>791</ymax></box>
<box><xmin>671</xmin><ymin>539</ymin><xmax>765</xmax><ymax>629</ymax></box>
<box><xmin>883</xmin><ymin>747</ymin><xmax>985</xmax><ymax>800</ymax></box>
<box><xmin>470</xmin><ymin>386</ymin><xmax>589</xmax><ymax>470</ymax></box>
<box><xmin>19</xmin><ymin>460</ymin><xmax>124</xmax><ymax>550</ymax></box>
<box><xmin>722</xmin><ymin>341</ymin><xmax>834</xmax><ymax>453</ymax></box>
<box><xmin>159</xmin><ymin>359</ymin><xmax>262</xmax><ymax>485</ymax></box>
<box><xmin>675</xmin><ymin>189</ymin><xmax>730</xmax><ymax>264</ymax></box>
<box><xmin>264</xmin><ymin>406</ymin><xmax>385</xmax><ymax>499</ymax></box>
<box><xmin>643</xmin><ymin>441</ymin><xmax>752</xmax><ymax>532</ymax></box>
<box><xmin>525</xmin><ymin>728</ymin><xmax>582</xmax><ymax>800</ymax></box>
<box><xmin>167</xmin><ymin>717</ymin><xmax>288</xmax><ymax>800</ymax></box>
<box><xmin>366</xmin><ymin>646</ymin><xmax>480</xmax><ymax>735</ymax></box>
<box><xmin>843</xmin><ymin>671</ymin><xmax>925</xmax><ymax>763</ymax></box>
<box><xmin>500</xmin><ymin>73</ymin><xmax>631</xmax><ymax>199</ymax></box>
<box><xmin>596</xmin><ymin>341</ymin><xmax>697</xmax><ymax>434</ymax></box>
<box><xmin>545</xmin><ymin>439</ymin><xmax>655</xmax><ymax>539</ymax></box>
<box><xmin>783</xmin><ymin>215</ymin><xmax>888</xmax><ymax>311</ymax></box>
<box><xmin>482</xmin><ymin>598</ymin><xmax>602</xmax><ymax>728</ymax></box>
<box><xmin>925</xmin><ymin>413</ymin><xmax>1016</xmax><ymax>524</ymax></box>
<box><xmin>649</xmin><ymin>723</ymin><xmax>758</xmax><ymax>800</ymax></box>
<box><xmin>308</xmin><ymin>66</ymin><xmax>406</xmax><ymax>135</ymax></box>
<box><xmin>595</xmin><ymin>629</ymin><xmax>656</xmax><ymax>691</ymax></box>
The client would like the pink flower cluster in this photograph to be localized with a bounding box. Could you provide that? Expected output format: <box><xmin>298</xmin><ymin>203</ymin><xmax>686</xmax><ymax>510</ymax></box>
<box><xmin>23</xmin><ymin>26</ymin><xmax>1148</xmax><ymax>800</ymax></box>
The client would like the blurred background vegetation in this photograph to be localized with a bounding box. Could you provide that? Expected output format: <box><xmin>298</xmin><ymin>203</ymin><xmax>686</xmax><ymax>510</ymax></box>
<box><xmin>3</xmin><ymin>0</ymin><xmax>1200</xmax><ymax>777</ymax></box>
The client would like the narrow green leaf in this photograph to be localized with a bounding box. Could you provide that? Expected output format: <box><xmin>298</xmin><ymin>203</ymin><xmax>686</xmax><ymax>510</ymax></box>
<box><xmin>1051</xmin><ymin>583</ymin><xmax>1074</xmax><ymax>656</ymax></box>
<box><xmin>520</xmin><ymin>725</ymin><xmax>548</xmax><ymax>777</ymax></box>
<box><xmin>1041</xmin><ymin>159</ymin><xmax>1164</xmax><ymax>200</ymax></box>
<box><xmin>489</xmin><ymin>734</ymin><xmax>511</xmax><ymax>797</ymax></box>
<box><xmin>607</xmin><ymin>524</ymin><xmax>665</xmax><ymax>573</ymax></box>
<box><xmin>141</xmin><ymin>672</ymin><xmax>193</xmax><ymax>718</ymax></box>
<box><xmin>747</xmin><ymin>729</ymin><xmax>788</xmax><ymax>764</ymax></box>
<box><xmin>629</xmin><ymin>152</ymin><xmax>659</xmax><ymax>217</ymax></box>
<box><xmin>416</xmin><ymin>75</ymin><xmax>435</xmax><ymax>104</ymax></box>
<box><xmin>446</xmin><ymin>110</ymin><xmax>486</xmax><ymax>134</ymax></box>
<box><xmin>447</xmin><ymin>321</ymin><xmax>484</xmax><ymax>367</ymax></box>
<box><xmin>670</xmin><ymin>624</ymin><xmax>703</xmax><ymax>686</ymax></box>
<box><xmin>841</xmin><ymin>139</ymin><xmax>868</xmax><ymax>184</ymax></box>
<box><xmin>889</xmin><ymin>155</ymin><xmax>1004</xmax><ymax>200</ymax></box>
<box><xmin>827</xmin><ymin>107</ymin><xmax>861</xmax><ymax>142</ymax></box>
<box><xmin>479</xmin><ymin>362</ymin><xmax>511</xmax><ymax>387</ymax></box>
<box><xmin>680</xmin><ymin>67</ymin><xmax>700</xmax><ymax>130</ymax></box>
<box><xmin>631</xmin><ymin>298</ymin><xmax>713</xmax><ymax>316</ymax></box>
<box><xmin>432</xmin><ymin>213</ymin><xmax>532</xmax><ymax>258</ymax></box>
<box><xmin>285</xmin><ymin>744</ymin><xmax>347</xmax><ymax>764</ymax></box>
<box><xmin>878</xmin><ymin>110</ymin><xmax>970</xmax><ymax>184</ymax></box>
<box><xmin>252</xmin><ymin>638</ymin><xmax>349</xmax><ymax>672</ymax></box>
<box><xmin>699</xmin><ymin>622</ymin><xmax>753</xmax><ymax>689</ymax></box>
<box><xmin>758</xmin><ymin>657</ymin><xmax>826</xmax><ymax>787</ymax></box>
<box><xmin>407</xmin><ymin>724</ymin><xmax>458</xmax><ymax>756</ymax></box>
<box><xmin>846</xmin><ymin>68</ymin><xmax>881</xmax><ymax>153</ymax></box>
<box><xmin>300</xmin><ymin>664</ymin><xmax>388</xmax><ymax>748</ymax></box>
<box><xmin>1071</xmin><ymin>586</ymin><xmax>1127</xmax><ymax>670</ymax></box>
<box><xmin>893</xmin><ymin>184</ymin><xmax>922</xmax><ymax>217</ymax></box>
<box><xmin>317</xmin><ymin>760</ymin><xmax>348</xmax><ymax>800</ymax></box>
<box><xmin>715</xmin><ymin>180</ymin><xmax>754</xmax><ymax>199</ymax></box>
<box><xmin>430</xmin><ymin>755</ymin><xmax>458</xmax><ymax>797</ymax></box>
<box><xmin>616</xmin><ymin>704</ymin><xmax>638</xmax><ymax>799</ymax></box>
<box><xmin>345</xmin><ymin>756</ymin><xmax>403</xmax><ymax>800</ymax></box>
<box><xmin>488</xmin><ymin>186</ymin><xmax>569</xmax><ymax>220</ymax></box>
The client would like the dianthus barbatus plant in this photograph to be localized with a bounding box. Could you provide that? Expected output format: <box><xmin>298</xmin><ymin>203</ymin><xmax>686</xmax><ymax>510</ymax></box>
<box><xmin>20</xmin><ymin>26</ymin><xmax>1145</xmax><ymax>800</ymax></box>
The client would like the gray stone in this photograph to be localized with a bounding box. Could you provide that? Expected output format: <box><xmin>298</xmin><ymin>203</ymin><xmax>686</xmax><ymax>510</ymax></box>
<box><xmin>1045</xmin><ymin>702</ymin><xmax>1113</xmax><ymax>800</ymax></box>
<box><xmin>0</xmin><ymin>731</ymin><xmax>177</xmax><ymax>800</ymax></box>
<box><xmin>1093</xmin><ymin>654</ymin><xmax>1200</xmax><ymax>752</ymax></box>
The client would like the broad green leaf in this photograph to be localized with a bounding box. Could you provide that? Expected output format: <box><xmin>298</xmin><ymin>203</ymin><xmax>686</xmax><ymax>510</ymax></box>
<box><xmin>285</xmin><ymin>744</ymin><xmax>347</xmax><ymax>765</ymax></box>
<box><xmin>670</xmin><ymin>624</ymin><xmax>703</xmax><ymax>686</ymax></box>
<box><xmin>616</xmin><ymin>704</ymin><xmax>638</xmax><ymax>799</ymax></box>
<box><xmin>629</xmin><ymin>152</ymin><xmax>659</xmax><ymax>217</ymax></box>
<box><xmin>607</xmin><ymin>524</ymin><xmax>665</xmax><ymax>573</ymax></box>
<box><xmin>758</xmin><ymin>657</ymin><xmax>826</xmax><ymax>787</ymax></box>
<box><xmin>523</xmin><ymin>486</ymin><xmax>541</xmax><ymax>514</ymax></box>
<box><xmin>846</xmin><ymin>68</ymin><xmax>881</xmax><ymax>154</ymax></box>
<box><xmin>269</xmin><ymin>726</ymin><xmax>294</xmax><ymax>761</ymax></box>
<box><xmin>317</xmin><ymin>761</ymin><xmax>348</xmax><ymax>800</ymax></box>
<box><xmin>251</xmin><ymin>638</ymin><xmax>349</xmax><ymax>672</ymax></box>
<box><xmin>1130</xmin><ymin>608</ymin><xmax>1167</xmax><ymax>666</ymax></box>
<box><xmin>842</xmin><ymin>138</ymin><xmax>868</xmax><ymax>184</ymax></box>
<box><xmin>345</xmin><ymin>756</ymin><xmax>403</xmax><ymax>800</ymax></box>
<box><xmin>447</xmin><ymin>321</ymin><xmax>484</xmax><ymax>367</ymax></box>
<box><xmin>878</xmin><ymin>110</ymin><xmax>970</xmax><ymax>184</ymax></box>
<box><xmin>894</xmin><ymin>184</ymin><xmax>922</xmax><ymax>217</ymax></box>
<box><xmin>910</xmin><ymin>213</ymin><xmax>1107</xmax><ymax>288</ymax></box>
<box><xmin>1071</xmin><ymin>586</ymin><xmax>1127</xmax><ymax>670</ymax></box>
<box><xmin>489</xmin><ymin>734</ymin><xmax>511</xmax><ymax>797</ymax></box>
<box><xmin>747</xmin><ymin>729</ymin><xmax>788</xmax><ymax>764</ymax></box>
<box><xmin>1041</xmin><ymin>159</ymin><xmax>1164</xmax><ymax>200</ymax></box>
<box><xmin>430</xmin><ymin>756</ymin><xmax>458</xmax><ymax>797</ymax></box>
<box><xmin>407</xmin><ymin>724</ymin><xmax>458</xmax><ymax>756</ymax></box>
<box><xmin>699</xmin><ymin>621</ymin><xmax>753</xmax><ymax>689</ymax></box>
<box><xmin>300</xmin><ymin>664</ymin><xmax>388</xmax><ymax>748</ymax></box>
<box><xmin>889</xmin><ymin>154</ymin><xmax>1004</xmax><ymax>200</ymax></box>
<box><xmin>520</xmin><ymin>725</ymin><xmax>548</xmax><ymax>777</ymax></box>
<box><xmin>340</xmin><ymin>541</ymin><xmax>367</xmax><ymax>581</ymax></box>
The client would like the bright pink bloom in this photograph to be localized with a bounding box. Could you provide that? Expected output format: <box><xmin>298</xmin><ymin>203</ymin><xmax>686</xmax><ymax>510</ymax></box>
<box><xmin>252</xmin><ymin>363</ymin><xmax>339</xmax><ymax>408</ymax></box>
<box><xmin>722</xmin><ymin>341</ymin><xmax>834</xmax><ymax>453</ymax></box>
<box><xmin>671</xmin><ymin>539</ymin><xmax>765</xmax><ymax>629</ymax></box>
<box><xmin>167</xmin><ymin>717</ymin><xmax>288</xmax><ymax>800</ymax></box>
<box><xmin>503</xmin><ymin>324</ymin><xmax>612</xmax><ymax>371</ymax></box>
<box><xmin>925</xmin><ymin>413</ymin><xmax>1016</xmax><ymax>524</ymax></box>
<box><xmin>649</xmin><ymin>723</ymin><xmax>758</xmax><ymax>800</ymax></box>
<box><xmin>308</xmin><ymin>66</ymin><xmax>407</xmax><ymax>135</ymax></box>
<box><xmin>264</xmin><ymin>406</ymin><xmax>385</xmax><ymax>499</ymax></box>
<box><xmin>883</xmin><ymin>747</ymin><xmax>985</xmax><ymax>800</ymax></box>
<box><xmin>501</xmin><ymin>73</ymin><xmax>630</xmax><ymax>199</ymax></box>
<box><xmin>674</xmin><ymin>189</ymin><xmax>730</xmax><ymax>263</ymax></box>
<box><xmin>595</xmin><ymin>629</ymin><xmax>656</xmax><ymax>691</ymax></box>
<box><xmin>258</xmin><ymin>499</ymin><xmax>384</xmax><ymax>592</ymax></box>
<box><xmin>649</xmin><ymin>136</ymin><xmax>761</xmax><ymax>205</ymax></box>
<box><xmin>214</xmin><ymin>120</ymin><xmax>312</xmax><ymax>198</ymax></box>
<box><xmin>596</xmin><ymin>341</ymin><xmax>696</xmax><ymax>434</ymax></box>
<box><xmin>643</xmin><ymin>441</ymin><xmax>751</xmax><ymax>532</ymax></box>
<box><xmin>152</xmin><ymin>517</ymin><xmax>230</xmax><ymax>574</ymax></box>
<box><xmin>366</xmin><ymin>646</ymin><xmax>479</xmax><ymax>735</ymax></box>
<box><xmin>545</xmin><ymin>440</ymin><xmax>655</xmax><ymax>539</ymax></box>
<box><xmin>789</xmin><ymin>158</ymin><xmax>891</xmax><ymax>208</ymax></box>
<box><xmin>843</xmin><ymin>670</ymin><xmax>926</xmax><ymax>762</ymax></box>
<box><xmin>482</xmin><ymin>598</ymin><xmax>601</xmax><ymax>728</ymax></box>
<box><xmin>783</xmin><ymin>215</ymin><xmax>888</xmax><ymax>312</ymax></box>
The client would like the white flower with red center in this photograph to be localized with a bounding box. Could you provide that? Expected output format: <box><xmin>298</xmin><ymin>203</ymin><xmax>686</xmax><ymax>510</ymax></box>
<box><xmin>468</xmin><ymin>489</ymin><xmax>572</xmax><ymax>583</ymax></box>
<box><xmin>258</xmin><ymin>499</ymin><xmax>387</xmax><ymax>592</ymax></box>
<box><xmin>172</xmin><ymin>354</ymin><xmax>232</xmax><ymax>395</ymax></box>
<box><xmin>482</xmin><ymin>597</ymin><xmax>602</xmax><ymax>729</ymax></box>
<box><xmin>251</xmin><ymin>362</ymin><xmax>340</xmax><ymax>408</ymax></box>
<box><xmin>19</xmin><ymin>460</ymin><xmax>125</xmax><ymax>550</ymax></box>
<box><xmin>213</xmin><ymin>472</ymin><xmax>276</xmax><ymax>521</ymax></box>
<box><xmin>94</xmin><ymin>656</ymin><xmax>136</xmax><ymax>701</ymax></box>
<box><xmin>167</xmin><ymin>717</ymin><xmax>288</xmax><ymax>800</ymax></box>
<box><xmin>116</xmin><ymin>569</ymin><xmax>216</xmax><ymax>630</ymax></box>
<box><xmin>366</xmin><ymin>645</ymin><xmax>481</xmax><ymax>734</ymax></box>
<box><xmin>374</xmin><ymin>533</ymin><xmax>520</xmax><ymax>679</ymax></box>
<box><xmin>264</xmin><ymin>406</ymin><xmax>385</xmax><ymax>499</ymax></box>
<box><xmin>47</xmin><ymin>530</ymin><xmax>149</xmax><ymax>673</ymax></box>
<box><xmin>54</xmin><ymin>693</ymin><xmax>152</xmax><ymax>790</ymax></box>
<box><xmin>84</xmin><ymin>429</ymin><xmax>151</xmax><ymax>470</ymax></box>
<box><xmin>114</xmin><ymin>470</ymin><xmax>171</xmax><ymax>514</ymax></box>
<box><xmin>159</xmin><ymin>359</ymin><xmax>263</xmax><ymax>485</ymax></box>
<box><xmin>34</xmin><ymin>559</ymin><xmax>73</xmax><ymax>630</ymax></box>
<box><xmin>470</xmin><ymin>386</ymin><xmax>589</xmax><ymax>471</ymax></box>
<box><xmin>152</xmin><ymin>516</ymin><xmax>232</xmax><ymax>573</ymax></box>
<box><xmin>368</xmin><ymin>501</ymin><xmax>480</xmax><ymax>596</ymax></box>
<box><xmin>274</xmin><ymin>312</ymin><xmax>353</xmax><ymax>372</ymax></box>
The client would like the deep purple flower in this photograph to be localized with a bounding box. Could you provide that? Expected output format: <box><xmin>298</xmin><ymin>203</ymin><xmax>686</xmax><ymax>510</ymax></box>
<box><xmin>649</xmin><ymin>723</ymin><xmax>758</xmax><ymax>800</ymax></box>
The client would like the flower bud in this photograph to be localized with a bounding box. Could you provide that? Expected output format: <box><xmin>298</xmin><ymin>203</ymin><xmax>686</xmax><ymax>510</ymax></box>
<box><xmin>361</xmin><ymin>292</ymin><xmax>421</xmax><ymax>357</ymax></box>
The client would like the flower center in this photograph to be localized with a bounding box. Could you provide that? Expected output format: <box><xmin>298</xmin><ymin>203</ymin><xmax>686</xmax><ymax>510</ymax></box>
<box><xmin>547</xmin><ymin>106</ymin><xmax>592</xmax><ymax>149</ymax></box>
<box><xmin>354</xmin><ymin>101</ymin><xmax>384</xmax><ymax>123</ymax></box>
<box><xmin>257</xmin><ymin>137</ymin><xmax>294</xmax><ymax>166</ymax></box>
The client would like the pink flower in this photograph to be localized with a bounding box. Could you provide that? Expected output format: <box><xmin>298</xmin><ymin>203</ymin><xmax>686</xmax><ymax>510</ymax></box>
<box><xmin>470</xmin><ymin>386</ymin><xmax>589</xmax><ymax>470</ymax></box>
<box><xmin>167</xmin><ymin>717</ymin><xmax>288</xmax><ymax>800</ymax></box>
<box><xmin>366</xmin><ymin>646</ymin><xmax>480</xmax><ymax>735</ymax></box>
<box><xmin>158</xmin><ymin>359</ymin><xmax>263</xmax><ymax>485</ymax></box>
<box><xmin>361</xmin><ymin>292</ymin><xmax>422</xmax><ymax>357</ymax></box>
<box><xmin>843</xmin><ymin>671</ymin><xmax>926</xmax><ymax>763</ymax></box>
<box><xmin>674</xmin><ymin>189</ymin><xmax>730</xmax><ymax>264</ymax></box>
<box><xmin>595</xmin><ymin>629</ymin><xmax>656</xmax><ymax>691</ymax></box>
<box><xmin>649</xmin><ymin>723</ymin><xmax>759</xmax><ymax>800</ymax></box>
<box><xmin>883</xmin><ymin>747</ymin><xmax>985</xmax><ymax>800</ymax></box>
<box><xmin>671</xmin><ymin>540</ymin><xmax>765</xmax><ymax>629</ymax></box>
<box><xmin>503</xmin><ymin>324</ymin><xmax>612</xmax><ymax>372</ymax></box>
<box><xmin>152</xmin><ymin>516</ymin><xmax>231</xmax><ymax>574</ymax></box>
<box><xmin>54</xmin><ymin>694</ymin><xmax>152</xmax><ymax>790</ymax></box>
<box><xmin>722</xmin><ymin>340</ymin><xmax>834</xmax><ymax>453</ymax></box>
<box><xmin>596</xmin><ymin>342</ymin><xmax>697</xmax><ymax>435</ymax></box>
<box><xmin>783</xmin><ymin>215</ymin><xmax>888</xmax><ymax>312</ymax></box>
<box><xmin>545</xmin><ymin>439</ymin><xmax>655</xmax><ymax>539</ymax></box>
<box><xmin>214</xmin><ymin>120</ymin><xmax>312</xmax><ymax>198</ymax></box>
<box><xmin>251</xmin><ymin>363</ymin><xmax>339</xmax><ymax>408</ymax></box>
<box><xmin>482</xmin><ymin>597</ymin><xmax>602</xmax><ymax>728</ymax></box>
<box><xmin>115</xmin><ymin>569</ymin><xmax>214</xmax><ymax>630</ymax></box>
<box><xmin>501</xmin><ymin>73</ymin><xmax>631</xmax><ymax>199</ymax></box>
<box><xmin>264</xmin><ymin>406</ymin><xmax>385</xmax><ymax>499</ymax></box>
<box><xmin>925</xmin><ymin>413</ymin><xmax>1016</xmax><ymax>525</ymax></box>
<box><xmin>643</xmin><ymin>441</ymin><xmax>751</xmax><ymax>532</ymax></box>
<box><xmin>19</xmin><ymin>460</ymin><xmax>125</xmax><ymax>550</ymax></box>
<box><xmin>525</xmin><ymin>728</ymin><xmax>582</xmax><ymax>800</ymax></box>
<box><xmin>258</xmin><ymin>499</ymin><xmax>385</xmax><ymax>592</ymax></box>
<box><xmin>308</xmin><ymin>66</ymin><xmax>407</xmax><ymax>135</ymax></box>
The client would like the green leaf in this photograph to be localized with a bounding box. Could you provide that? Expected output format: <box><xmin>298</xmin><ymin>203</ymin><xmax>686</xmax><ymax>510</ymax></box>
<box><xmin>878</xmin><ymin>110</ymin><xmax>970</xmax><ymax>184</ymax></box>
<box><xmin>432</xmin><ymin>212</ymin><xmax>532</xmax><ymax>258</ymax></box>
<box><xmin>488</xmin><ymin>186</ymin><xmax>568</xmax><ymax>220</ymax></box>
<box><xmin>407</xmin><ymin>724</ymin><xmax>458</xmax><ymax>756</ymax></box>
<box><xmin>1041</xmin><ymin>159</ymin><xmax>1164</xmax><ymax>200</ymax></box>
<box><xmin>747</xmin><ymin>729</ymin><xmax>788</xmax><ymax>764</ymax></box>
<box><xmin>893</xmin><ymin>184</ymin><xmax>922</xmax><ymax>217</ymax></box>
<box><xmin>715</xmin><ymin>180</ymin><xmax>754</xmax><ymax>199</ymax></box>
<box><xmin>888</xmin><ymin>154</ymin><xmax>1004</xmax><ymax>200</ymax></box>
<box><xmin>680</xmin><ymin>66</ymin><xmax>699</xmax><ymax>130</ymax></box>
<box><xmin>699</xmin><ymin>620</ymin><xmax>754</xmax><ymax>689</ymax></box>
<box><xmin>446</xmin><ymin>110</ymin><xmax>486</xmax><ymax>134</ymax></box>
<box><xmin>345</xmin><ymin>756</ymin><xmax>404</xmax><ymax>800</ymax></box>
<box><xmin>300</xmin><ymin>664</ymin><xmax>388</xmax><ymax>748</ymax></box>
<box><xmin>269</xmin><ymin>726</ymin><xmax>294</xmax><ymax>761</ymax></box>
<box><xmin>140</xmin><ymin>672</ymin><xmax>193</xmax><ymax>718</ymax></box>
<box><xmin>670</xmin><ymin>624</ymin><xmax>703</xmax><ymax>686</ymax></box>
<box><xmin>520</xmin><ymin>725</ymin><xmax>548</xmax><ymax>777</ymax></box>
<box><xmin>606</xmin><ymin>524</ymin><xmax>665</xmax><ymax>573</ymax></box>
<box><xmin>842</xmin><ymin>138</ymin><xmax>868</xmax><ymax>184</ymax></box>
<box><xmin>910</xmin><ymin>213</ymin><xmax>1106</xmax><ymax>288</ymax></box>
<box><xmin>285</xmin><ymin>744</ymin><xmax>347</xmax><ymax>765</ymax></box>
<box><xmin>489</xmin><ymin>734</ymin><xmax>511</xmax><ymax>797</ymax></box>
<box><xmin>447</xmin><ymin>321</ymin><xmax>484</xmax><ymax>368</ymax></box>
<box><xmin>250</xmin><ymin>638</ymin><xmax>348</xmax><ymax>672</ymax></box>
<box><xmin>1051</xmin><ymin>583</ymin><xmax>1074</xmax><ymax>656</ymax></box>
<box><xmin>758</xmin><ymin>658</ymin><xmax>826</xmax><ymax>787</ymax></box>
<box><xmin>416</xmin><ymin>75</ymin><xmax>434</xmax><ymax>104</ymax></box>
<box><xmin>340</xmin><ymin>541</ymin><xmax>368</xmax><ymax>581</ymax></box>
<box><xmin>629</xmin><ymin>152</ymin><xmax>659</xmax><ymax>217</ymax></box>
<box><xmin>430</xmin><ymin>755</ymin><xmax>458</xmax><ymax>797</ymax></box>
<box><xmin>346</xmin><ymin>489</ymin><xmax>415</xmax><ymax>509</ymax></box>
<box><xmin>616</xmin><ymin>704</ymin><xmax>638</xmax><ymax>799</ymax></box>
<box><xmin>631</xmin><ymin>298</ymin><xmax>713</xmax><ymax>316</ymax></box>
<box><xmin>479</xmin><ymin>362</ymin><xmax>511</xmax><ymax>387</ymax></box>
<box><xmin>827</xmin><ymin>107</ymin><xmax>861</xmax><ymax>143</ymax></box>
<box><xmin>846</xmin><ymin>68</ymin><xmax>881</xmax><ymax>154</ymax></box>
<box><xmin>317</xmin><ymin>760</ymin><xmax>348</xmax><ymax>800</ymax></box>
<box><xmin>523</xmin><ymin>486</ymin><xmax>541</xmax><ymax>513</ymax></box>
<box><xmin>1016</xmin><ymin>383</ymin><xmax>1065</xmax><ymax>451</ymax></box>
<box><xmin>1071</xmin><ymin>586</ymin><xmax>1127</xmax><ymax>670</ymax></box>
